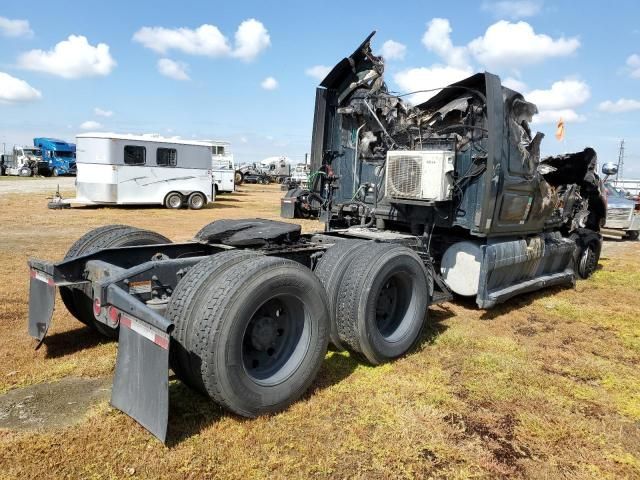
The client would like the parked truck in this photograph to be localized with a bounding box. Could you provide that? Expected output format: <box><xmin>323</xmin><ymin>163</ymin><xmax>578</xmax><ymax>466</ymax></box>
<box><xmin>33</xmin><ymin>137</ymin><xmax>76</xmax><ymax>176</ymax></box>
<box><xmin>0</xmin><ymin>145</ymin><xmax>47</xmax><ymax>176</ymax></box>
<box><xmin>27</xmin><ymin>33</ymin><xmax>607</xmax><ymax>442</ymax></box>
<box><xmin>602</xmin><ymin>179</ymin><xmax>640</xmax><ymax>240</ymax></box>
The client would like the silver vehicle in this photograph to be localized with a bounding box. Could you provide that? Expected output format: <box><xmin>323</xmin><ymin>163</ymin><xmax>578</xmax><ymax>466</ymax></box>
<box><xmin>603</xmin><ymin>182</ymin><xmax>640</xmax><ymax>240</ymax></box>
<box><xmin>0</xmin><ymin>146</ymin><xmax>46</xmax><ymax>176</ymax></box>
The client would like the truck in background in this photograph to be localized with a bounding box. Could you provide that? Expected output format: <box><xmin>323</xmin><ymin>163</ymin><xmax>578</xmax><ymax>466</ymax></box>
<box><xmin>0</xmin><ymin>146</ymin><xmax>47</xmax><ymax>176</ymax></box>
<box><xmin>33</xmin><ymin>138</ymin><xmax>76</xmax><ymax>176</ymax></box>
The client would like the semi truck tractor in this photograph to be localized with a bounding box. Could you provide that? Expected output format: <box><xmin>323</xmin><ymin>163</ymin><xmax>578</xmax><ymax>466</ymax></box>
<box><xmin>33</xmin><ymin>137</ymin><xmax>76</xmax><ymax>176</ymax></box>
<box><xmin>1</xmin><ymin>145</ymin><xmax>47</xmax><ymax>176</ymax></box>
<box><xmin>26</xmin><ymin>33</ymin><xmax>606</xmax><ymax>442</ymax></box>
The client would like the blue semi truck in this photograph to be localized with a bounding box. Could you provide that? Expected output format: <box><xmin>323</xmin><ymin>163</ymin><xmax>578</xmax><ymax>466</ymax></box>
<box><xmin>33</xmin><ymin>137</ymin><xmax>76</xmax><ymax>176</ymax></box>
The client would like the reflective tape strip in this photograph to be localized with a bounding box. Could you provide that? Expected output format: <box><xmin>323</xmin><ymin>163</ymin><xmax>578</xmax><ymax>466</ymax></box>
<box><xmin>30</xmin><ymin>269</ymin><xmax>54</xmax><ymax>286</ymax></box>
<box><xmin>120</xmin><ymin>314</ymin><xmax>170</xmax><ymax>350</ymax></box>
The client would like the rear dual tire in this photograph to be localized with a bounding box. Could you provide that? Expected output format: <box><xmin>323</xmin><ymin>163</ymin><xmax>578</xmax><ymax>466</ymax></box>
<box><xmin>168</xmin><ymin>253</ymin><xmax>330</xmax><ymax>417</ymax></box>
<box><xmin>315</xmin><ymin>242</ymin><xmax>430</xmax><ymax>364</ymax></box>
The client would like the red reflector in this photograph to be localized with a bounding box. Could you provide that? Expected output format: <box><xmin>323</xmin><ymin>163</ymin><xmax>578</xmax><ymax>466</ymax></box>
<box><xmin>108</xmin><ymin>306</ymin><xmax>120</xmax><ymax>326</ymax></box>
<box><xmin>93</xmin><ymin>298</ymin><xmax>101</xmax><ymax>316</ymax></box>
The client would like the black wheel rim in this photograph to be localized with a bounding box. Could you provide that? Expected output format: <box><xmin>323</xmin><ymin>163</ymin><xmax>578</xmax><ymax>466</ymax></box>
<box><xmin>374</xmin><ymin>272</ymin><xmax>413</xmax><ymax>341</ymax></box>
<box><xmin>579</xmin><ymin>246</ymin><xmax>597</xmax><ymax>278</ymax></box>
<box><xmin>242</xmin><ymin>295</ymin><xmax>309</xmax><ymax>385</ymax></box>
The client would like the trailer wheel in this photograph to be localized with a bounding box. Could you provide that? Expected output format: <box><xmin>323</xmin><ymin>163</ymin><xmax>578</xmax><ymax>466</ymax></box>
<box><xmin>187</xmin><ymin>192</ymin><xmax>206</xmax><ymax>210</ymax></box>
<box><xmin>165</xmin><ymin>192</ymin><xmax>183</xmax><ymax>209</ymax></box>
<box><xmin>167</xmin><ymin>249</ymin><xmax>261</xmax><ymax>388</ymax></box>
<box><xmin>59</xmin><ymin>225</ymin><xmax>171</xmax><ymax>337</ymax></box>
<box><xmin>314</xmin><ymin>240</ymin><xmax>366</xmax><ymax>350</ymax></box>
<box><xmin>184</xmin><ymin>256</ymin><xmax>329</xmax><ymax>416</ymax></box>
<box><xmin>336</xmin><ymin>243</ymin><xmax>430</xmax><ymax>364</ymax></box>
<box><xmin>235</xmin><ymin>170</ymin><xmax>244</xmax><ymax>185</ymax></box>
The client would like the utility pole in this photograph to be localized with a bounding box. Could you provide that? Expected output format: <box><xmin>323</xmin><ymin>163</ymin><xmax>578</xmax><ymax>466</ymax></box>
<box><xmin>304</xmin><ymin>153</ymin><xmax>308</xmax><ymax>165</ymax></box>
<box><xmin>616</xmin><ymin>139</ymin><xmax>625</xmax><ymax>182</ymax></box>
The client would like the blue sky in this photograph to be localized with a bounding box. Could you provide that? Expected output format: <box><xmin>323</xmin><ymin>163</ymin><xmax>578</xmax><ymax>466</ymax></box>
<box><xmin>1</xmin><ymin>0</ymin><xmax>640</xmax><ymax>175</ymax></box>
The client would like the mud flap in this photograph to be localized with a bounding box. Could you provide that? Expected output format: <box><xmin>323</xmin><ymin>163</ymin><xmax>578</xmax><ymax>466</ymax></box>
<box><xmin>28</xmin><ymin>269</ymin><xmax>56</xmax><ymax>348</ymax></box>
<box><xmin>111</xmin><ymin>312</ymin><xmax>170</xmax><ymax>443</ymax></box>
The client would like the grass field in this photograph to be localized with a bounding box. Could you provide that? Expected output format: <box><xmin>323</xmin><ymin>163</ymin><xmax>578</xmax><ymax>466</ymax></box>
<box><xmin>0</xmin><ymin>183</ymin><xmax>639</xmax><ymax>479</ymax></box>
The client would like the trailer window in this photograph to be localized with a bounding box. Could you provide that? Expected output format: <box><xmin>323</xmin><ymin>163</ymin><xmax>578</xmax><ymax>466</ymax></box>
<box><xmin>124</xmin><ymin>146</ymin><xmax>146</xmax><ymax>165</ymax></box>
<box><xmin>213</xmin><ymin>146</ymin><xmax>225</xmax><ymax>155</ymax></box>
<box><xmin>157</xmin><ymin>148</ymin><xmax>177</xmax><ymax>167</ymax></box>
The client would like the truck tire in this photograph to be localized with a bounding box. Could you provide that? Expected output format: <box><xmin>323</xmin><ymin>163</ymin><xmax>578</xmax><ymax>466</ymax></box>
<box><xmin>335</xmin><ymin>243</ymin><xmax>430</xmax><ymax>364</ymax></box>
<box><xmin>626</xmin><ymin>230</ymin><xmax>639</xmax><ymax>241</ymax></box>
<box><xmin>571</xmin><ymin>230</ymin><xmax>601</xmax><ymax>279</ymax></box>
<box><xmin>235</xmin><ymin>170</ymin><xmax>244</xmax><ymax>185</ymax></box>
<box><xmin>164</xmin><ymin>192</ymin><xmax>183</xmax><ymax>209</ymax></box>
<box><xmin>181</xmin><ymin>256</ymin><xmax>329</xmax><ymax>417</ymax></box>
<box><xmin>19</xmin><ymin>167</ymin><xmax>31</xmax><ymax>177</ymax></box>
<box><xmin>313</xmin><ymin>240</ymin><xmax>366</xmax><ymax>350</ymax></box>
<box><xmin>167</xmin><ymin>249</ymin><xmax>261</xmax><ymax>388</ymax></box>
<box><xmin>187</xmin><ymin>192</ymin><xmax>206</xmax><ymax>210</ymax></box>
<box><xmin>59</xmin><ymin>225</ymin><xmax>171</xmax><ymax>337</ymax></box>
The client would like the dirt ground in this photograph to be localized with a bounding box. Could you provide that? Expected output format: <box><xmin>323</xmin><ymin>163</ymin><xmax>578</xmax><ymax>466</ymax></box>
<box><xmin>0</xmin><ymin>176</ymin><xmax>76</xmax><ymax>195</ymax></box>
<box><xmin>0</xmin><ymin>183</ymin><xmax>638</xmax><ymax>479</ymax></box>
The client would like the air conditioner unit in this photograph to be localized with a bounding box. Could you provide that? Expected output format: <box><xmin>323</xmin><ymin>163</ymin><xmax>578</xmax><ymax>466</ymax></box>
<box><xmin>385</xmin><ymin>150</ymin><xmax>454</xmax><ymax>202</ymax></box>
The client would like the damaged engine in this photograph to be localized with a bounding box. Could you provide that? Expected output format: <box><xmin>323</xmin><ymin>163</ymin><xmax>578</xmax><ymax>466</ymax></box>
<box><xmin>281</xmin><ymin>32</ymin><xmax>606</xmax><ymax>306</ymax></box>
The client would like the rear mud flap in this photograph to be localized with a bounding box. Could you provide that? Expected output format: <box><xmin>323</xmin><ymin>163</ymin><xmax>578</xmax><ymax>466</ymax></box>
<box><xmin>28</xmin><ymin>270</ymin><xmax>56</xmax><ymax>348</ymax></box>
<box><xmin>111</xmin><ymin>313</ymin><xmax>170</xmax><ymax>443</ymax></box>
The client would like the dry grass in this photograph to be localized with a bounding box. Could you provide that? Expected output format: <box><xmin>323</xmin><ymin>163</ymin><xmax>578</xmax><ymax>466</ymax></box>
<box><xmin>0</xmin><ymin>184</ymin><xmax>639</xmax><ymax>479</ymax></box>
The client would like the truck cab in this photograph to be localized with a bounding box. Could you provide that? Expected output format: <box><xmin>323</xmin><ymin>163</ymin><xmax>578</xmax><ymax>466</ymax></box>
<box><xmin>33</xmin><ymin>137</ymin><xmax>77</xmax><ymax>176</ymax></box>
<box><xmin>1</xmin><ymin>146</ymin><xmax>45</xmax><ymax>176</ymax></box>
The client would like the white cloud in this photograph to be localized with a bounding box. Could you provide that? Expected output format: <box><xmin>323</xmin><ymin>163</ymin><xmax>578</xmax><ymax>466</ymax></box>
<box><xmin>79</xmin><ymin>120</ymin><xmax>102</xmax><ymax>130</ymax></box>
<box><xmin>394</xmin><ymin>65</ymin><xmax>473</xmax><ymax>104</ymax></box>
<box><xmin>261</xmin><ymin>76</ymin><xmax>278</xmax><ymax>90</ymax></box>
<box><xmin>132</xmin><ymin>19</ymin><xmax>270</xmax><ymax>62</ymax></box>
<box><xmin>525</xmin><ymin>79</ymin><xmax>590</xmax><ymax>110</ymax></box>
<box><xmin>481</xmin><ymin>1</ymin><xmax>543</xmax><ymax>19</ymax></box>
<box><xmin>598</xmin><ymin>98</ymin><xmax>640</xmax><ymax>113</ymax></box>
<box><xmin>94</xmin><ymin>107</ymin><xmax>113</xmax><ymax>117</ymax></box>
<box><xmin>18</xmin><ymin>35</ymin><xmax>116</xmax><ymax>79</ymax></box>
<box><xmin>133</xmin><ymin>24</ymin><xmax>229</xmax><ymax>56</ymax></box>
<box><xmin>626</xmin><ymin>54</ymin><xmax>640</xmax><ymax>79</ymax></box>
<box><xmin>157</xmin><ymin>58</ymin><xmax>190</xmax><ymax>80</ymax></box>
<box><xmin>502</xmin><ymin>77</ymin><xmax>527</xmax><ymax>92</ymax></box>
<box><xmin>0</xmin><ymin>72</ymin><xmax>42</xmax><ymax>104</ymax></box>
<box><xmin>468</xmin><ymin>21</ymin><xmax>580</xmax><ymax>68</ymax></box>
<box><xmin>380</xmin><ymin>40</ymin><xmax>406</xmax><ymax>61</ymax></box>
<box><xmin>305</xmin><ymin>65</ymin><xmax>331</xmax><ymax>81</ymax></box>
<box><xmin>531</xmin><ymin>109</ymin><xmax>584</xmax><ymax>124</ymax></box>
<box><xmin>524</xmin><ymin>79</ymin><xmax>589</xmax><ymax>124</ymax></box>
<box><xmin>231</xmin><ymin>19</ymin><xmax>271</xmax><ymax>62</ymax></box>
<box><xmin>239</xmin><ymin>136</ymin><xmax>249</xmax><ymax>144</ymax></box>
<box><xmin>0</xmin><ymin>16</ymin><xmax>33</xmax><ymax>38</ymax></box>
<box><xmin>422</xmin><ymin>18</ymin><xmax>469</xmax><ymax>69</ymax></box>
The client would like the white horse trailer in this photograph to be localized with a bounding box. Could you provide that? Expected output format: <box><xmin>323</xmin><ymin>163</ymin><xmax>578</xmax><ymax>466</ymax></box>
<box><xmin>210</xmin><ymin>140</ymin><xmax>235</xmax><ymax>193</ymax></box>
<box><xmin>73</xmin><ymin>133</ymin><xmax>215</xmax><ymax>209</ymax></box>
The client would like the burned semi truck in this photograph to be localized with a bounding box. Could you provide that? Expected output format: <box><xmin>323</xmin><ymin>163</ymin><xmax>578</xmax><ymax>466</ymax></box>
<box><xmin>27</xmin><ymin>33</ymin><xmax>606</xmax><ymax>442</ymax></box>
